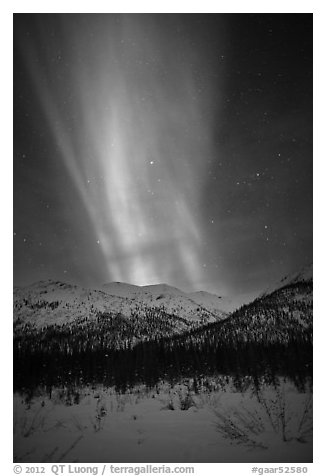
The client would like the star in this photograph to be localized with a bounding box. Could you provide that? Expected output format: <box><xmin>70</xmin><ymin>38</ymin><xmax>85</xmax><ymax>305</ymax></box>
<box><xmin>13</xmin><ymin>14</ymin><xmax>312</xmax><ymax>297</ymax></box>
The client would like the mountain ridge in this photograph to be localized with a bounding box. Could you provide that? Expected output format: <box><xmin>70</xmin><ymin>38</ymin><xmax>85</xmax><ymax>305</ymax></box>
<box><xmin>13</xmin><ymin>279</ymin><xmax>228</xmax><ymax>330</ymax></box>
<box><xmin>261</xmin><ymin>263</ymin><xmax>312</xmax><ymax>297</ymax></box>
<box><xmin>14</xmin><ymin>263</ymin><xmax>312</xmax><ymax>333</ymax></box>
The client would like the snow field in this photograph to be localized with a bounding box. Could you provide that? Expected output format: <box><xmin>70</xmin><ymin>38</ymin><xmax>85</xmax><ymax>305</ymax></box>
<box><xmin>14</xmin><ymin>380</ymin><xmax>312</xmax><ymax>463</ymax></box>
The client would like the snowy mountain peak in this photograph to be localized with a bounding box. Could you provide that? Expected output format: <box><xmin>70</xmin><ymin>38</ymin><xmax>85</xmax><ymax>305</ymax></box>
<box><xmin>102</xmin><ymin>282</ymin><xmax>143</xmax><ymax>298</ymax></box>
<box><xmin>279</xmin><ymin>263</ymin><xmax>312</xmax><ymax>286</ymax></box>
<box><xmin>141</xmin><ymin>283</ymin><xmax>186</xmax><ymax>297</ymax></box>
<box><xmin>14</xmin><ymin>279</ymin><xmax>230</xmax><ymax>330</ymax></box>
<box><xmin>262</xmin><ymin>263</ymin><xmax>313</xmax><ymax>297</ymax></box>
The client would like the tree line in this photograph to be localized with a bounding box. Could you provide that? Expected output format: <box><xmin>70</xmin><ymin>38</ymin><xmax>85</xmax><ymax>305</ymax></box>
<box><xmin>13</xmin><ymin>280</ymin><xmax>312</xmax><ymax>393</ymax></box>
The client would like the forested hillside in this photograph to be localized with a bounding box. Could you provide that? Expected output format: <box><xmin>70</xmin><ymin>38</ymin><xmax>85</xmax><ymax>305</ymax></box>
<box><xmin>14</xmin><ymin>278</ymin><xmax>312</xmax><ymax>393</ymax></box>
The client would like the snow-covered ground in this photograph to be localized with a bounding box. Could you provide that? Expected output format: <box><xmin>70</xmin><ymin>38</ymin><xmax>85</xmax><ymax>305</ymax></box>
<box><xmin>14</xmin><ymin>380</ymin><xmax>312</xmax><ymax>463</ymax></box>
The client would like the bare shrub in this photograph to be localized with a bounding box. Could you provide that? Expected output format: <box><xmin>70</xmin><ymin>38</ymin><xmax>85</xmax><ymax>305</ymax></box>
<box><xmin>212</xmin><ymin>384</ymin><xmax>312</xmax><ymax>449</ymax></box>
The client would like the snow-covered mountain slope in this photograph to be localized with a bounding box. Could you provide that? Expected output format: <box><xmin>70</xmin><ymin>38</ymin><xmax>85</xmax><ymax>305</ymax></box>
<box><xmin>102</xmin><ymin>281</ymin><xmax>253</xmax><ymax>314</ymax></box>
<box><xmin>141</xmin><ymin>283</ymin><xmax>188</xmax><ymax>297</ymax></box>
<box><xmin>172</xmin><ymin>269</ymin><xmax>313</xmax><ymax>362</ymax></box>
<box><xmin>101</xmin><ymin>281</ymin><xmax>229</xmax><ymax>322</ymax></box>
<box><xmin>101</xmin><ymin>282</ymin><xmax>143</xmax><ymax>298</ymax></box>
<box><xmin>14</xmin><ymin>280</ymin><xmax>133</xmax><ymax>328</ymax></box>
<box><xmin>187</xmin><ymin>290</ymin><xmax>257</xmax><ymax>313</ymax></box>
<box><xmin>278</xmin><ymin>263</ymin><xmax>312</xmax><ymax>287</ymax></box>
<box><xmin>13</xmin><ymin>279</ymin><xmax>228</xmax><ymax>330</ymax></box>
<box><xmin>261</xmin><ymin>263</ymin><xmax>313</xmax><ymax>297</ymax></box>
<box><xmin>14</xmin><ymin>264</ymin><xmax>312</xmax><ymax>332</ymax></box>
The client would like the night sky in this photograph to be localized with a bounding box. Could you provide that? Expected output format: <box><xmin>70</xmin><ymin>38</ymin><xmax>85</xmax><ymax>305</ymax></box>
<box><xmin>13</xmin><ymin>14</ymin><xmax>312</xmax><ymax>296</ymax></box>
